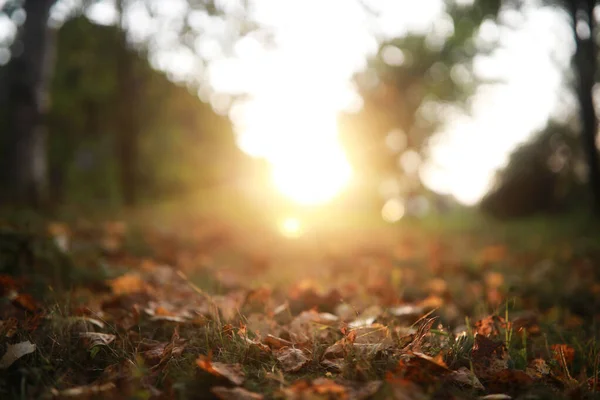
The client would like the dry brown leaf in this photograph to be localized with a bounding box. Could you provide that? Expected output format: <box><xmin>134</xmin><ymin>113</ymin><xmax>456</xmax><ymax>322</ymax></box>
<box><xmin>449</xmin><ymin>367</ymin><xmax>484</xmax><ymax>390</ymax></box>
<box><xmin>485</xmin><ymin>369</ymin><xmax>533</xmax><ymax>393</ymax></box>
<box><xmin>141</xmin><ymin>342</ymin><xmax>168</xmax><ymax>366</ymax></box>
<box><xmin>321</xmin><ymin>358</ymin><xmax>345</xmax><ymax>372</ymax></box>
<box><xmin>279</xmin><ymin>378</ymin><xmax>347</xmax><ymax>399</ymax></box>
<box><xmin>264</xmin><ymin>334</ymin><xmax>294</xmax><ymax>350</ymax></box>
<box><xmin>211</xmin><ymin>386</ymin><xmax>264</xmax><ymax>400</ymax></box>
<box><xmin>108</xmin><ymin>273</ymin><xmax>148</xmax><ymax>295</ymax></box>
<box><xmin>348</xmin><ymin>305</ymin><xmax>383</xmax><ymax>328</ymax></box>
<box><xmin>0</xmin><ymin>318</ymin><xmax>18</xmax><ymax>338</ymax></box>
<box><xmin>0</xmin><ymin>340</ymin><xmax>36</xmax><ymax>369</ymax></box>
<box><xmin>472</xmin><ymin>334</ymin><xmax>507</xmax><ymax>361</ymax></box>
<box><xmin>11</xmin><ymin>293</ymin><xmax>40</xmax><ymax>312</ymax></box>
<box><xmin>323</xmin><ymin>338</ymin><xmax>348</xmax><ymax>360</ymax></box>
<box><xmin>551</xmin><ymin>344</ymin><xmax>575</xmax><ymax>366</ymax></box>
<box><xmin>389</xmin><ymin>304</ymin><xmax>425</xmax><ymax>324</ymax></box>
<box><xmin>275</xmin><ymin>347</ymin><xmax>310</xmax><ymax>372</ymax></box>
<box><xmin>287</xmin><ymin>310</ymin><xmax>339</xmax><ymax>344</ymax></box>
<box><xmin>245</xmin><ymin>313</ymin><xmax>280</xmax><ymax>340</ymax></box>
<box><xmin>479</xmin><ymin>395</ymin><xmax>512</xmax><ymax>400</ymax></box>
<box><xmin>471</xmin><ymin>334</ymin><xmax>510</xmax><ymax>381</ymax></box>
<box><xmin>525</xmin><ymin>358</ymin><xmax>550</xmax><ymax>379</ymax></box>
<box><xmin>196</xmin><ymin>355</ymin><xmax>245</xmax><ymax>385</ymax></box>
<box><xmin>213</xmin><ymin>292</ymin><xmax>246</xmax><ymax>322</ymax></box>
<box><xmin>241</xmin><ymin>336</ymin><xmax>271</xmax><ymax>353</ymax></box>
<box><xmin>79</xmin><ymin>332</ymin><xmax>116</xmax><ymax>349</ymax></box>
<box><xmin>391</xmin><ymin>351</ymin><xmax>451</xmax><ymax>385</ymax></box>
<box><xmin>50</xmin><ymin>382</ymin><xmax>117</xmax><ymax>398</ymax></box>
<box><xmin>474</xmin><ymin>315</ymin><xmax>508</xmax><ymax>337</ymax></box>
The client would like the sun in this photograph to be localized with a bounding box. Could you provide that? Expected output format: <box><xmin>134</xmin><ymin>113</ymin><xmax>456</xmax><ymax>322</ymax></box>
<box><xmin>234</xmin><ymin>76</ymin><xmax>353</xmax><ymax>206</ymax></box>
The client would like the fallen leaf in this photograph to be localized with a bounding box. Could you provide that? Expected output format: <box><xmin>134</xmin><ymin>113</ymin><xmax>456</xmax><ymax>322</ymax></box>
<box><xmin>213</xmin><ymin>291</ymin><xmax>246</xmax><ymax>322</ymax></box>
<box><xmin>79</xmin><ymin>332</ymin><xmax>116</xmax><ymax>349</ymax></box>
<box><xmin>391</xmin><ymin>352</ymin><xmax>450</xmax><ymax>385</ymax></box>
<box><xmin>212</xmin><ymin>386</ymin><xmax>264</xmax><ymax>400</ymax></box>
<box><xmin>50</xmin><ymin>382</ymin><xmax>117</xmax><ymax>398</ymax></box>
<box><xmin>275</xmin><ymin>347</ymin><xmax>310</xmax><ymax>372</ymax></box>
<box><xmin>348</xmin><ymin>305</ymin><xmax>383</xmax><ymax>328</ymax></box>
<box><xmin>0</xmin><ymin>340</ymin><xmax>36</xmax><ymax>369</ymax></box>
<box><xmin>196</xmin><ymin>355</ymin><xmax>245</xmax><ymax>385</ymax></box>
<box><xmin>321</xmin><ymin>358</ymin><xmax>345</xmax><ymax>372</ymax></box>
<box><xmin>246</xmin><ymin>313</ymin><xmax>280</xmax><ymax>340</ymax></box>
<box><xmin>287</xmin><ymin>310</ymin><xmax>339</xmax><ymax>344</ymax></box>
<box><xmin>551</xmin><ymin>344</ymin><xmax>575</xmax><ymax>366</ymax></box>
<box><xmin>264</xmin><ymin>334</ymin><xmax>294</xmax><ymax>350</ymax></box>
<box><xmin>471</xmin><ymin>334</ymin><xmax>509</xmax><ymax>379</ymax></box>
<box><xmin>141</xmin><ymin>341</ymin><xmax>168</xmax><ymax>366</ymax></box>
<box><xmin>0</xmin><ymin>318</ymin><xmax>18</xmax><ymax>338</ymax></box>
<box><xmin>525</xmin><ymin>358</ymin><xmax>550</xmax><ymax>379</ymax></box>
<box><xmin>280</xmin><ymin>378</ymin><xmax>347</xmax><ymax>399</ymax></box>
<box><xmin>474</xmin><ymin>315</ymin><xmax>508</xmax><ymax>337</ymax></box>
<box><xmin>11</xmin><ymin>293</ymin><xmax>39</xmax><ymax>312</ymax></box>
<box><xmin>479</xmin><ymin>395</ymin><xmax>512</xmax><ymax>400</ymax></box>
<box><xmin>108</xmin><ymin>273</ymin><xmax>148</xmax><ymax>295</ymax></box>
<box><xmin>449</xmin><ymin>367</ymin><xmax>485</xmax><ymax>390</ymax></box>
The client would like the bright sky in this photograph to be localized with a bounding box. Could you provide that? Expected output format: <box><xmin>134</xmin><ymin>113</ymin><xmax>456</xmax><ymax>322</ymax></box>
<box><xmin>0</xmin><ymin>0</ymin><xmax>574</xmax><ymax>206</ymax></box>
<box><xmin>206</xmin><ymin>0</ymin><xmax>573</xmax><ymax>205</ymax></box>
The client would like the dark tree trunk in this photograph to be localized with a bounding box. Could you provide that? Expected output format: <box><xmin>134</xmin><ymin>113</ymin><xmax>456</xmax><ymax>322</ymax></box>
<box><xmin>570</xmin><ymin>0</ymin><xmax>600</xmax><ymax>213</ymax></box>
<box><xmin>0</xmin><ymin>0</ymin><xmax>56</xmax><ymax>207</ymax></box>
<box><xmin>115</xmin><ymin>0</ymin><xmax>140</xmax><ymax>206</ymax></box>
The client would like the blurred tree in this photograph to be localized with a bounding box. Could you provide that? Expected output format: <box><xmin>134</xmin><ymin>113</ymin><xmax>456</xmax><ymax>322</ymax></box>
<box><xmin>114</xmin><ymin>0</ymin><xmax>139</xmax><ymax>206</ymax></box>
<box><xmin>481</xmin><ymin>121</ymin><xmax>586</xmax><ymax>218</ymax></box>
<box><xmin>0</xmin><ymin>0</ymin><xmax>57</xmax><ymax>206</ymax></box>
<box><xmin>48</xmin><ymin>16</ymin><xmax>243</xmax><ymax>208</ymax></box>
<box><xmin>480</xmin><ymin>0</ymin><xmax>600</xmax><ymax>216</ymax></box>
<box><xmin>562</xmin><ymin>0</ymin><xmax>600</xmax><ymax>212</ymax></box>
<box><xmin>0</xmin><ymin>0</ymin><xmax>258</xmax><ymax>208</ymax></box>
<box><xmin>339</xmin><ymin>0</ymin><xmax>502</xmax><ymax>211</ymax></box>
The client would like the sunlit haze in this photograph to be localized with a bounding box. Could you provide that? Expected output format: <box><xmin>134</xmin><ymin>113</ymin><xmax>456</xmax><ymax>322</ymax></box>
<box><xmin>212</xmin><ymin>1</ymin><xmax>571</xmax><ymax>206</ymax></box>
<box><xmin>47</xmin><ymin>0</ymin><xmax>573</xmax><ymax>206</ymax></box>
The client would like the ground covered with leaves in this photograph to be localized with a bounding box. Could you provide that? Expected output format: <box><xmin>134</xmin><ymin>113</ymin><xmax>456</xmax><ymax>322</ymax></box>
<box><xmin>1</xmin><ymin>211</ymin><xmax>600</xmax><ymax>399</ymax></box>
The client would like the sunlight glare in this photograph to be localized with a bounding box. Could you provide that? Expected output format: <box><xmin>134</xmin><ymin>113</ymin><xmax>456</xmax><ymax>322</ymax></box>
<box><xmin>382</xmin><ymin>198</ymin><xmax>405</xmax><ymax>223</ymax></box>
<box><xmin>233</xmin><ymin>71</ymin><xmax>353</xmax><ymax>205</ymax></box>
<box><xmin>280</xmin><ymin>217</ymin><xmax>302</xmax><ymax>238</ymax></box>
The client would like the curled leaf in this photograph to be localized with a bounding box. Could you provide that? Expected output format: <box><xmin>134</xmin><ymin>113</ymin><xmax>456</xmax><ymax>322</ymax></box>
<box><xmin>0</xmin><ymin>340</ymin><xmax>36</xmax><ymax>369</ymax></box>
<box><xmin>79</xmin><ymin>332</ymin><xmax>116</xmax><ymax>349</ymax></box>
<box><xmin>449</xmin><ymin>367</ymin><xmax>484</xmax><ymax>390</ymax></box>
<box><xmin>196</xmin><ymin>355</ymin><xmax>245</xmax><ymax>385</ymax></box>
<box><xmin>275</xmin><ymin>347</ymin><xmax>310</xmax><ymax>372</ymax></box>
<box><xmin>50</xmin><ymin>382</ymin><xmax>117</xmax><ymax>398</ymax></box>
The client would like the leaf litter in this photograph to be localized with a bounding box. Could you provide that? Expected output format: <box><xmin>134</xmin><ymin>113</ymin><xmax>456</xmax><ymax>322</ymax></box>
<box><xmin>0</xmin><ymin>217</ymin><xmax>599</xmax><ymax>399</ymax></box>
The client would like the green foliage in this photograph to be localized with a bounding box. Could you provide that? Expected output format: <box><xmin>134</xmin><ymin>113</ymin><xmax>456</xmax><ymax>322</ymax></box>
<box><xmin>47</xmin><ymin>16</ymin><xmax>245</xmax><ymax>209</ymax></box>
<box><xmin>339</xmin><ymin>1</ymin><xmax>502</xmax><ymax>203</ymax></box>
<box><xmin>481</xmin><ymin>121</ymin><xmax>587</xmax><ymax>218</ymax></box>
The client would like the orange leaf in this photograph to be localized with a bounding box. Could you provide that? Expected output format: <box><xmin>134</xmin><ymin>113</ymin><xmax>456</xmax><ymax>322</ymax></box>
<box><xmin>551</xmin><ymin>344</ymin><xmax>575</xmax><ymax>366</ymax></box>
<box><xmin>12</xmin><ymin>293</ymin><xmax>39</xmax><ymax>312</ymax></box>
<box><xmin>196</xmin><ymin>355</ymin><xmax>245</xmax><ymax>385</ymax></box>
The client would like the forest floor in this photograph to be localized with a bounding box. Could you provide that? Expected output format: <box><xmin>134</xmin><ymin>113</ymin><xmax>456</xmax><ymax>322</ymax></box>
<box><xmin>1</xmin><ymin>203</ymin><xmax>600</xmax><ymax>399</ymax></box>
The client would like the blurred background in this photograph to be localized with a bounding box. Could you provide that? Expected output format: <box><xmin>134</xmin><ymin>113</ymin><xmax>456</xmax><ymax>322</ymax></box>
<box><xmin>0</xmin><ymin>0</ymin><xmax>597</xmax><ymax>232</ymax></box>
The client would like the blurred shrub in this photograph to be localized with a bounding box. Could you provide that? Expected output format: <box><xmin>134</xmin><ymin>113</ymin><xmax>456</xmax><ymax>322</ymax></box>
<box><xmin>480</xmin><ymin>121</ymin><xmax>587</xmax><ymax>218</ymax></box>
